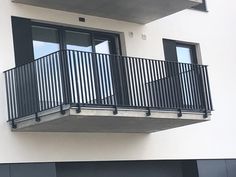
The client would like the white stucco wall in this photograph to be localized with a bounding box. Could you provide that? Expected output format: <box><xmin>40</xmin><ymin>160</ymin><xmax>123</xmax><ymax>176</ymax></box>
<box><xmin>0</xmin><ymin>0</ymin><xmax>236</xmax><ymax>163</ymax></box>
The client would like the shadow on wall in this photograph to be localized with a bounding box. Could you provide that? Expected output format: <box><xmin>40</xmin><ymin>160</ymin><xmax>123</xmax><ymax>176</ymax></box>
<box><xmin>9</xmin><ymin>132</ymin><xmax>151</xmax><ymax>161</ymax></box>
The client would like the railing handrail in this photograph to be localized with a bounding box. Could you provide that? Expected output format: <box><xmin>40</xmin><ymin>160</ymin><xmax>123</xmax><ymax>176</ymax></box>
<box><xmin>4</xmin><ymin>49</ymin><xmax>208</xmax><ymax>73</ymax></box>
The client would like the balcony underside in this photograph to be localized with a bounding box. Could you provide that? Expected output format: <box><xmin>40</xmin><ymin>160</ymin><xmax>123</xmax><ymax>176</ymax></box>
<box><xmin>13</xmin><ymin>106</ymin><xmax>210</xmax><ymax>133</ymax></box>
<box><xmin>11</xmin><ymin>0</ymin><xmax>201</xmax><ymax>24</ymax></box>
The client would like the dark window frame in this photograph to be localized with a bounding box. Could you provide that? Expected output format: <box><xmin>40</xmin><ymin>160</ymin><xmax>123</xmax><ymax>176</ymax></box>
<box><xmin>163</xmin><ymin>39</ymin><xmax>199</xmax><ymax>64</ymax></box>
<box><xmin>191</xmin><ymin>0</ymin><xmax>207</xmax><ymax>12</ymax></box>
<box><xmin>176</xmin><ymin>42</ymin><xmax>198</xmax><ymax>64</ymax></box>
<box><xmin>31</xmin><ymin>21</ymin><xmax>122</xmax><ymax>56</ymax></box>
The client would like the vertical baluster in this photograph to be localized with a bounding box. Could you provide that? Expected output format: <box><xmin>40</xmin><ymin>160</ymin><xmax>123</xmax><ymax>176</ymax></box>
<box><xmin>101</xmin><ymin>54</ymin><xmax>108</xmax><ymax>105</ymax></box>
<box><xmin>72</xmin><ymin>51</ymin><xmax>80</xmax><ymax>105</ymax></box>
<box><xmin>160</xmin><ymin>61</ymin><xmax>168</xmax><ymax>108</ymax></box>
<box><xmin>87</xmin><ymin>53</ymin><xmax>95</xmax><ymax>104</ymax></box>
<box><xmin>204</xmin><ymin>66</ymin><xmax>213</xmax><ymax>111</ymax></box>
<box><xmin>154</xmin><ymin>61</ymin><xmax>161</xmax><ymax>108</ymax></box>
<box><xmin>185</xmin><ymin>63</ymin><xmax>192</xmax><ymax>109</ymax></box>
<box><xmin>36</xmin><ymin>59</ymin><xmax>42</xmax><ymax>111</ymax></box>
<box><xmin>193</xmin><ymin>64</ymin><xmax>200</xmax><ymax>110</ymax></box>
<box><xmin>68</xmin><ymin>50</ymin><xmax>75</xmax><ymax>104</ymax></box>
<box><xmin>105</xmin><ymin>54</ymin><xmax>112</xmax><ymax>105</ymax></box>
<box><xmin>46</xmin><ymin>56</ymin><xmax>53</xmax><ymax>109</ymax></box>
<box><xmin>24</xmin><ymin>64</ymin><xmax>31</xmax><ymax>114</ymax></box>
<box><xmin>133</xmin><ymin>57</ymin><xmax>140</xmax><ymax>107</ymax></box>
<box><xmin>77</xmin><ymin>51</ymin><xmax>84</xmax><ymax>105</ymax></box>
<box><xmin>201</xmin><ymin>65</ymin><xmax>209</xmax><ymax>112</ymax></box>
<box><xmin>14</xmin><ymin>68</ymin><xmax>21</xmax><ymax>118</ymax></box>
<box><xmin>137</xmin><ymin>58</ymin><xmax>145</xmax><ymax>107</ymax></box>
<box><xmin>97</xmin><ymin>54</ymin><xmax>103</xmax><ymax>105</ymax></box>
<box><xmin>47</xmin><ymin>54</ymin><xmax>55</xmax><ymax>108</ymax></box>
<box><xmin>109</xmin><ymin>54</ymin><xmax>118</xmax><ymax>106</ymax></box>
<box><xmin>8</xmin><ymin>71</ymin><xmax>14</xmax><ymax>119</ymax></box>
<box><xmin>170</xmin><ymin>62</ymin><xmax>178</xmax><ymax>109</ymax></box>
<box><xmin>55</xmin><ymin>52</ymin><xmax>63</xmax><ymax>106</ymax></box>
<box><xmin>85</xmin><ymin>52</ymin><xmax>92</xmax><ymax>104</ymax></box>
<box><xmin>42</xmin><ymin>57</ymin><xmax>48</xmax><ymax>109</ymax></box>
<box><xmin>189</xmin><ymin>64</ymin><xmax>198</xmax><ymax>110</ymax></box>
<box><xmin>29</xmin><ymin>62</ymin><xmax>38</xmax><ymax>113</ymax></box>
<box><xmin>181</xmin><ymin>63</ymin><xmax>187</xmax><ymax>109</ymax></box>
<box><xmin>176</xmin><ymin>62</ymin><xmax>185</xmax><ymax>109</ymax></box>
<box><xmin>81</xmin><ymin>52</ymin><xmax>87</xmax><ymax>104</ymax></box>
<box><xmin>51</xmin><ymin>53</ymin><xmax>59</xmax><ymax>107</ymax></box>
<box><xmin>150</xmin><ymin>60</ymin><xmax>158</xmax><ymax>108</ymax></box>
<box><xmin>157</xmin><ymin>61</ymin><xmax>164</xmax><ymax>108</ymax></box>
<box><xmin>129</xmin><ymin>57</ymin><xmax>136</xmax><ymax>106</ymax></box>
<box><xmin>5</xmin><ymin>72</ymin><xmax>11</xmax><ymax>120</ymax></box>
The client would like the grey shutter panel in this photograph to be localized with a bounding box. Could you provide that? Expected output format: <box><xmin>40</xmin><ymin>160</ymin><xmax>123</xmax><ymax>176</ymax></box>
<box><xmin>11</xmin><ymin>16</ymin><xmax>34</xmax><ymax>66</ymax></box>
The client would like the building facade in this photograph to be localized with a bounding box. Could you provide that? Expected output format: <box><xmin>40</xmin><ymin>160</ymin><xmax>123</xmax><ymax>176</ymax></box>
<box><xmin>0</xmin><ymin>0</ymin><xmax>235</xmax><ymax>176</ymax></box>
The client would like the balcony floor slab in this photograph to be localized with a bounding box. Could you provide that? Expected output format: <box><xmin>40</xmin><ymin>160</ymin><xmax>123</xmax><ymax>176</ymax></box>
<box><xmin>12</xmin><ymin>106</ymin><xmax>210</xmax><ymax>133</ymax></box>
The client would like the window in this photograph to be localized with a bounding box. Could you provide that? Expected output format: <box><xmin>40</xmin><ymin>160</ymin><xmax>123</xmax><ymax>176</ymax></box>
<box><xmin>163</xmin><ymin>39</ymin><xmax>202</xmax><ymax>107</ymax></box>
<box><xmin>32</xmin><ymin>26</ymin><xmax>60</xmax><ymax>59</ymax></box>
<box><xmin>65</xmin><ymin>31</ymin><xmax>92</xmax><ymax>52</ymax></box>
<box><xmin>163</xmin><ymin>39</ymin><xmax>198</xmax><ymax>64</ymax></box>
<box><xmin>11</xmin><ymin>17</ymin><xmax>120</xmax><ymax>66</ymax></box>
<box><xmin>31</xmin><ymin>25</ymin><xmax>118</xmax><ymax>57</ymax></box>
<box><xmin>176</xmin><ymin>44</ymin><xmax>197</xmax><ymax>64</ymax></box>
<box><xmin>191</xmin><ymin>0</ymin><xmax>207</xmax><ymax>12</ymax></box>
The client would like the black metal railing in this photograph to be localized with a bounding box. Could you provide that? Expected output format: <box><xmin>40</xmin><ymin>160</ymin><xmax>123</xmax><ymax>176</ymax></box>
<box><xmin>4</xmin><ymin>50</ymin><xmax>213</xmax><ymax>125</ymax></box>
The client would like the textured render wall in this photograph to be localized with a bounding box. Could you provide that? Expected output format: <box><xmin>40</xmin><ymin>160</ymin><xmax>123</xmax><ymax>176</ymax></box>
<box><xmin>0</xmin><ymin>0</ymin><xmax>235</xmax><ymax>163</ymax></box>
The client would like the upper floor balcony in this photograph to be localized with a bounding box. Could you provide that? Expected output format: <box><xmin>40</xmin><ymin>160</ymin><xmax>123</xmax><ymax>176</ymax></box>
<box><xmin>4</xmin><ymin>50</ymin><xmax>213</xmax><ymax>133</ymax></box>
<box><xmin>11</xmin><ymin>0</ymin><xmax>202</xmax><ymax>24</ymax></box>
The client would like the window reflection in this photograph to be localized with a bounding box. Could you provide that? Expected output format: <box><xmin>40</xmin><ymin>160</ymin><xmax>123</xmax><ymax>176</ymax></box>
<box><xmin>95</xmin><ymin>39</ymin><xmax>111</xmax><ymax>54</ymax></box>
<box><xmin>65</xmin><ymin>31</ymin><xmax>92</xmax><ymax>52</ymax></box>
<box><xmin>176</xmin><ymin>46</ymin><xmax>192</xmax><ymax>64</ymax></box>
<box><xmin>32</xmin><ymin>26</ymin><xmax>59</xmax><ymax>59</ymax></box>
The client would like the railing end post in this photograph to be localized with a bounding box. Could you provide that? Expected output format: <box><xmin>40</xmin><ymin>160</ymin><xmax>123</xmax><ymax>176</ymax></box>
<box><xmin>35</xmin><ymin>112</ymin><xmax>41</xmax><ymax>122</ymax></box>
<box><xmin>76</xmin><ymin>104</ymin><xmax>81</xmax><ymax>113</ymax></box>
<box><xmin>113</xmin><ymin>106</ymin><xmax>118</xmax><ymax>115</ymax></box>
<box><xmin>60</xmin><ymin>104</ymin><xmax>66</xmax><ymax>115</ymax></box>
<box><xmin>11</xmin><ymin>121</ymin><xmax>17</xmax><ymax>129</ymax></box>
<box><xmin>203</xmin><ymin>110</ymin><xmax>208</xmax><ymax>118</ymax></box>
<box><xmin>177</xmin><ymin>109</ymin><xmax>182</xmax><ymax>118</ymax></box>
<box><xmin>146</xmin><ymin>107</ymin><xmax>151</xmax><ymax>116</ymax></box>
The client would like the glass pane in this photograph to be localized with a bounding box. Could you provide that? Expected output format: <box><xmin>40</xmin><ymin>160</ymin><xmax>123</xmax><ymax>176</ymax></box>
<box><xmin>176</xmin><ymin>46</ymin><xmax>192</xmax><ymax>64</ymax></box>
<box><xmin>95</xmin><ymin>39</ymin><xmax>111</xmax><ymax>54</ymax></box>
<box><xmin>94</xmin><ymin>39</ymin><xmax>114</xmax><ymax>103</ymax></box>
<box><xmin>176</xmin><ymin>46</ymin><xmax>195</xmax><ymax>106</ymax></box>
<box><xmin>32</xmin><ymin>26</ymin><xmax>61</xmax><ymax>109</ymax></box>
<box><xmin>32</xmin><ymin>26</ymin><xmax>60</xmax><ymax>59</ymax></box>
<box><xmin>65</xmin><ymin>31</ymin><xmax>94</xmax><ymax>104</ymax></box>
<box><xmin>65</xmin><ymin>31</ymin><xmax>92</xmax><ymax>52</ymax></box>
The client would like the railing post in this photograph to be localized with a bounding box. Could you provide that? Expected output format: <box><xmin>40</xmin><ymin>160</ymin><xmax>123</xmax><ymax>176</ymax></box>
<box><xmin>146</xmin><ymin>107</ymin><xmax>151</xmax><ymax>116</ymax></box>
<box><xmin>59</xmin><ymin>50</ymin><xmax>71</xmax><ymax>105</ymax></box>
<box><xmin>92</xmin><ymin>52</ymin><xmax>102</xmax><ymax>104</ymax></box>
<box><xmin>178</xmin><ymin>109</ymin><xmax>182</xmax><ymax>118</ymax></box>
<box><xmin>11</xmin><ymin>119</ymin><xmax>17</xmax><ymax>129</ymax></box>
<box><xmin>76</xmin><ymin>103</ymin><xmax>81</xmax><ymax>113</ymax></box>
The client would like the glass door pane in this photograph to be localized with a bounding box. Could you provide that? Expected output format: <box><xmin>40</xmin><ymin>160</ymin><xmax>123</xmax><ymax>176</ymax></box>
<box><xmin>32</xmin><ymin>26</ymin><xmax>61</xmax><ymax>110</ymax></box>
<box><xmin>176</xmin><ymin>45</ymin><xmax>196</xmax><ymax>107</ymax></box>
<box><xmin>65</xmin><ymin>31</ymin><xmax>92</xmax><ymax>52</ymax></box>
<box><xmin>32</xmin><ymin>26</ymin><xmax>60</xmax><ymax>59</ymax></box>
<box><xmin>95</xmin><ymin>39</ymin><xmax>111</xmax><ymax>54</ymax></box>
<box><xmin>65</xmin><ymin>31</ymin><xmax>95</xmax><ymax>104</ymax></box>
<box><xmin>94</xmin><ymin>37</ymin><xmax>115</xmax><ymax>105</ymax></box>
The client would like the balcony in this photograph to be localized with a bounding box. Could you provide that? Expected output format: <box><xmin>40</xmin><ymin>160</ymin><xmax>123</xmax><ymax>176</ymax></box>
<box><xmin>11</xmin><ymin>0</ymin><xmax>202</xmax><ymax>24</ymax></box>
<box><xmin>4</xmin><ymin>50</ymin><xmax>213</xmax><ymax>133</ymax></box>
